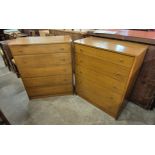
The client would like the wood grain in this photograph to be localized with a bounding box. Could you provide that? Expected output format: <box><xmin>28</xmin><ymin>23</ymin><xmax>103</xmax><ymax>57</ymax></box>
<box><xmin>14</xmin><ymin>53</ymin><xmax>71</xmax><ymax>68</ymax></box>
<box><xmin>74</xmin><ymin>37</ymin><xmax>147</xmax><ymax>56</ymax></box>
<box><xmin>27</xmin><ymin>84</ymin><xmax>73</xmax><ymax>98</ymax></box>
<box><xmin>75</xmin><ymin>67</ymin><xmax>126</xmax><ymax>94</ymax></box>
<box><xmin>8</xmin><ymin>36</ymin><xmax>71</xmax><ymax>46</ymax></box>
<box><xmin>9</xmin><ymin>44</ymin><xmax>71</xmax><ymax>56</ymax></box>
<box><xmin>75</xmin><ymin>44</ymin><xmax>134</xmax><ymax>68</ymax></box>
<box><xmin>76</xmin><ymin>53</ymin><xmax>130</xmax><ymax>82</ymax></box>
<box><xmin>74</xmin><ymin>37</ymin><xmax>148</xmax><ymax>118</ymax></box>
<box><xmin>23</xmin><ymin>75</ymin><xmax>72</xmax><ymax>88</ymax></box>
<box><xmin>9</xmin><ymin>36</ymin><xmax>73</xmax><ymax>98</ymax></box>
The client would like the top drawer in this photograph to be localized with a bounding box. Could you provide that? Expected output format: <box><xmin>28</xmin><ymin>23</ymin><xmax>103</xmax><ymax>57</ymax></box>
<box><xmin>75</xmin><ymin>44</ymin><xmax>134</xmax><ymax>68</ymax></box>
<box><xmin>9</xmin><ymin>43</ymin><xmax>71</xmax><ymax>56</ymax></box>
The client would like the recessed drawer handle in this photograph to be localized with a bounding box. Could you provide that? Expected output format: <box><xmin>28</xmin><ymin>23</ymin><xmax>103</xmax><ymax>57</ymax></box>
<box><xmin>60</xmin><ymin>48</ymin><xmax>65</xmax><ymax>50</ymax></box>
<box><xmin>18</xmin><ymin>50</ymin><xmax>23</xmax><ymax>53</ymax></box>
<box><xmin>61</xmin><ymin>59</ymin><xmax>66</xmax><ymax>61</ymax></box>
<box><xmin>113</xmin><ymin>86</ymin><xmax>117</xmax><ymax>89</ymax></box>
<box><xmin>80</xmin><ymin>49</ymin><xmax>84</xmax><ymax>52</ymax></box>
<box><xmin>114</xmin><ymin>73</ymin><xmax>121</xmax><ymax>78</ymax></box>
<box><xmin>119</xmin><ymin>59</ymin><xmax>124</xmax><ymax>63</ymax></box>
<box><xmin>109</xmin><ymin>96</ymin><xmax>114</xmax><ymax>100</ymax></box>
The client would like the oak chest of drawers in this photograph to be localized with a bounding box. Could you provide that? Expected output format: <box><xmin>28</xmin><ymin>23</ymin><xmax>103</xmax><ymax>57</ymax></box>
<box><xmin>74</xmin><ymin>37</ymin><xmax>148</xmax><ymax>118</ymax></box>
<box><xmin>8</xmin><ymin>36</ymin><xmax>73</xmax><ymax>99</ymax></box>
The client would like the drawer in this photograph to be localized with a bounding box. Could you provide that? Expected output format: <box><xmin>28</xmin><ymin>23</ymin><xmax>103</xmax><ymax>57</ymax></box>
<box><xmin>18</xmin><ymin>64</ymin><xmax>72</xmax><ymax>78</ymax></box>
<box><xmin>75</xmin><ymin>44</ymin><xmax>134</xmax><ymax>68</ymax></box>
<box><xmin>14</xmin><ymin>53</ymin><xmax>71</xmax><ymax>68</ymax></box>
<box><xmin>75</xmin><ymin>67</ymin><xmax>126</xmax><ymax>94</ymax></box>
<box><xmin>76</xmin><ymin>80</ymin><xmax>122</xmax><ymax>116</ymax></box>
<box><xmin>23</xmin><ymin>74</ymin><xmax>72</xmax><ymax>88</ymax></box>
<box><xmin>75</xmin><ymin>53</ymin><xmax>130</xmax><ymax>82</ymax></box>
<box><xmin>77</xmin><ymin>88</ymin><xmax>120</xmax><ymax>117</ymax></box>
<box><xmin>76</xmin><ymin>76</ymin><xmax>123</xmax><ymax>102</ymax></box>
<box><xmin>10</xmin><ymin>43</ymin><xmax>71</xmax><ymax>56</ymax></box>
<box><xmin>27</xmin><ymin>84</ymin><xmax>73</xmax><ymax>97</ymax></box>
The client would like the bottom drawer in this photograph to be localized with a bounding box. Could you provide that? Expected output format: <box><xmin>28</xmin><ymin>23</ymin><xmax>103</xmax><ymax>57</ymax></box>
<box><xmin>76</xmin><ymin>80</ymin><xmax>123</xmax><ymax>117</ymax></box>
<box><xmin>26</xmin><ymin>84</ymin><xmax>73</xmax><ymax>98</ymax></box>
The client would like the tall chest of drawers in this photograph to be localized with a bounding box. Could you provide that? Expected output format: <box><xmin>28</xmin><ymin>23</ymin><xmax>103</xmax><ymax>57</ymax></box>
<box><xmin>8</xmin><ymin>36</ymin><xmax>73</xmax><ymax>99</ymax></box>
<box><xmin>74</xmin><ymin>37</ymin><xmax>148</xmax><ymax>118</ymax></box>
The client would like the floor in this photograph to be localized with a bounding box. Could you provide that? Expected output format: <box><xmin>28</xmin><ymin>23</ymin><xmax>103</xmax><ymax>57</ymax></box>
<box><xmin>0</xmin><ymin>56</ymin><xmax>155</xmax><ymax>125</ymax></box>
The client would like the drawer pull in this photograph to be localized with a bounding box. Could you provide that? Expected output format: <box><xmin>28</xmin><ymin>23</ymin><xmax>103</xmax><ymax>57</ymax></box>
<box><xmin>114</xmin><ymin>73</ymin><xmax>121</xmax><ymax>78</ymax></box>
<box><xmin>109</xmin><ymin>96</ymin><xmax>114</xmax><ymax>100</ymax></box>
<box><xmin>80</xmin><ymin>49</ymin><xmax>84</xmax><ymax>53</ymax></box>
<box><xmin>60</xmin><ymin>48</ymin><xmax>65</xmax><ymax>50</ymax></box>
<box><xmin>23</xmin><ymin>60</ymin><xmax>27</xmax><ymax>64</ymax></box>
<box><xmin>113</xmin><ymin>86</ymin><xmax>117</xmax><ymax>89</ymax></box>
<box><xmin>79</xmin><ymin>60</ymin><xmax>83</xmax><ymax>63</ymax></box>
<box><xmin>119</xmin><ymin>59</ymin><xmax>124</xmax><ymax>63</ymax></box>
<box><xmin>61</xmin><ymin>59</ymin><xmax>66</xmax><ymax>62</ymax></box>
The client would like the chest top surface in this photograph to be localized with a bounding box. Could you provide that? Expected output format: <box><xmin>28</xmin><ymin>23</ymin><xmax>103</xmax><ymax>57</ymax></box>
<box><xmin>74</xmin><ymin>37</ymin><xmax>148</xmax><ymax>56</ymax></box>
<box><xmin>8</xmin><ymin>36</ymin><xmax>72</xmax><ymax>46</ymax></box>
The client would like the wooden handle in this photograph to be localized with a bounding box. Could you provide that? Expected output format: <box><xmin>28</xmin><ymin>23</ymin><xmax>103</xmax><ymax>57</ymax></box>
<box><xmin>109</xmin><ymin>96</ymin><xmax>114</xmax><ymax>100</ymax></box>
<box><xmin>80</xmin><ymin>49</ymin><xmax>84</xmax><ymax>52</ymax></box>
<box><xmin>113</xmin><ymin>86</ymin><xmax>117</xmax><ymax>90</ymax></box>
<box><xmin>61</xmin><ymin>58</ymin><xmax>66</xmax><ymax>62</ymax></box>
<box><xmin>114</xmin><ymin>73</ymin><xmax>121</xmax><ymax>79</ymax></box>
<box><xmin>119</xmin><ymin>59</ymin><xmax>124</xmax><ymax>63</ymax></box>
<box><xmin>18</xmin><ymin>50</ymin><xmax>23</xmax><ymax>53</ymax></box>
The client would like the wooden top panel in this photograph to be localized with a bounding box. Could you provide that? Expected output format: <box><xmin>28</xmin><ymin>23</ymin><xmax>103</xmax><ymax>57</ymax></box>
<box><xmin>8</xmin><ymin>36</ymin><xmax>72</xmax><ymax>46</ymax></box>
<box><xmin>74</xmin><ymin>37</ymin><xmax>148</xmax><ymax>56</ymax></box>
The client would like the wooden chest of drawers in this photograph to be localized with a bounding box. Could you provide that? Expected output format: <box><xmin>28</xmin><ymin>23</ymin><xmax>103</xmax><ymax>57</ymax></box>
<box><xmin>74</xmin><ymin>37</ymin><xmax>148</xmax><ymax>118</ymax></box>
<box><xmin>8</xmin><ymin>36</ymin><xmax>73</xmax><ymax>99</ymax></box>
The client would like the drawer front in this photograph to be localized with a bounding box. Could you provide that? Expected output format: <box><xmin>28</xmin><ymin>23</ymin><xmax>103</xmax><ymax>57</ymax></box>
<box><xmin>76</xmin><ymin>53</ymin><xmax>130</xmax><ymax>82</ymax></box>
<box><xmin>76</xmin><ymin>79</ymin><xmax>122</xmax><ymax>117</ymax></box>
<box><xmin>23</xmin><ymin>75</ymin><xmax>72</xmax><ymax>88</ymax></box>
<box><xmin>76</xmin><ymin>76</ymin><xmax>123</xmax><ymax>102</ymax></box>
<box><xmin>75</xmin><ymin>44</ymin><xmax>134</xmax><ymax>68</ymax></box>
<box><xmin>75</xmin><ymin>67</ymin><xmax>126</xmax><ymax>94</ymax></box>
<box><xmin>18</xmin><ymin>64</ymin><xmax>72</xmax><ymax>78</ymax></box>
<box><xmin>27</xmin><ymin>84</ymin><xmax>73</xmax><ymax>97</ymax></box>
<box><xmin>14</xmin><ymin>53</ymin><xmax>71</xmax><ymax>68</ymax></box>
<box><xmin>10</xmin><ymin>44</ymin><xmax>71</xmax><ymax>56</ymax></box>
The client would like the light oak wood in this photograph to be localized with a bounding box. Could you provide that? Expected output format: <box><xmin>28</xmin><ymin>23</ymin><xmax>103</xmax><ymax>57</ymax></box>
<box><xmin>74</xmin><ymin>37</ymin><xmax>148</xmax><ymax>118</ymax></box>
<box><xmin>75</xmin><ymin>67</ymin><xmax>126</xmax><ymax>94</ymax></box>
<box><xmin>74</xmin><ymin>37</ymin><xmax>147</xmax><ymax>56</ymax></box>
<box><xmin>8</xmin><ymin>36</ymin><xmax>71</xmax><ymax>46</ymax></box>
<box><xmin>75</xmin><ymin>44</ymin><xmax>134</xmax><ymax>68</ymax></box>
<box><xmin>76</xmin><ymin>53</ymin><xmax>130</xmax><ymax>82</ymax></box>
<box><xmin>9</xmin><ymin>36</ymin><xmax>73</xmax><ymax>98</ymax></box>
<box><xmin>9</xmin><ymin>44</ymin><xmax>71</xmax><ymax>56</ymax></box>
<box><xmin>14</xmin><ymin>53</ymin><xmax>71</xmax><ymax>68</ymax></box>
<box><xmin>23</xmin><ymin>75</ymin><xmax>72</xmax><ymax>88</ymax></box>
<box><xmin>77</xmin><ymin>85</ymin><xmax>121</xmax><ymax>117</ymax></box>
<box><xmin>18</xmin><ymin>65</ymin><xmax>72</xmax><ymax>78</ymax></box>
<box><xmin>27</xmin><ymin>84</ymin><xmax>72</xmax><ymax>98</ymax></box>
